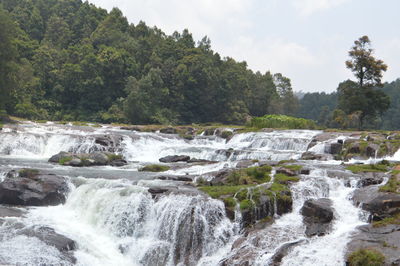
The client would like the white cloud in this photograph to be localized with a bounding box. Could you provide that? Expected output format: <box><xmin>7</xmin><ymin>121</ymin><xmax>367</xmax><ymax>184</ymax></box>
<box><xmin>292</xmin><ymin>0</ymin><xmax>350</xmax><ymax>16</ymax></box>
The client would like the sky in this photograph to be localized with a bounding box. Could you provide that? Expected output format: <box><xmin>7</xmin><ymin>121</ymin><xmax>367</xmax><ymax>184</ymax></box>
<box><xmin>88</xmin><ymin>0</ymin><xmax>400</xmax><ymax>92</ymax></box>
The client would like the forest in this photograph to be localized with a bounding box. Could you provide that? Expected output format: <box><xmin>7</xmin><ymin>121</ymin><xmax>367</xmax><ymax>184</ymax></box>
<box><xmin>0</xmin><ymin>0</ymin><xmax>399</xmax><ymax>129</ymax></box>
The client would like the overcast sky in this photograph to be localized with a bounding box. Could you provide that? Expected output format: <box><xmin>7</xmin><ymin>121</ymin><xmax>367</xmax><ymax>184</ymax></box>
<box><xmin>88</xmin><ymin>0</ymin><xmax>400</xmax><ymax>92</ymax></box>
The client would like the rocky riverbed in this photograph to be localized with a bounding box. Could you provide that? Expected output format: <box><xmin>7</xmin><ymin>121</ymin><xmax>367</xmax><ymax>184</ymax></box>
<box><xmin>0</xmin><ymin>121</ymin><xmax>399</xmax><ymax>265</ymax></box>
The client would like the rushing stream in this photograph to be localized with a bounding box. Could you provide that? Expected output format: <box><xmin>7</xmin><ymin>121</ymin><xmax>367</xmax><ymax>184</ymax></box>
<box><xmin>0</xmin><ymin>122</ymin><xmax>382</xmax><ymax>265</ymax></box>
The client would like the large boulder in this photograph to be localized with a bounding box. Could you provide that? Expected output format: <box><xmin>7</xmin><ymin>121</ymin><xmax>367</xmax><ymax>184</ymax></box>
<box><xmin>48</xmin><ymin>151</ymin><xmax>72</xmax><ymax>163</ymax></box>
<box><xmin>328</xmin><ymin>142</ymin><xmax>343</xmax><ymax>155</ymax></box>
<box><xmin>18</xmin><ymin>226</ymin><xmax>77</xmax><ymax>264</ymax></box>
<box><xmin>159</xmin><ymin>155</ymin><xmax>191</xmax><ymax>163</ymax></box>
<box><xmin>346</xmin><ymin>224</ymin><xmax>400</xmax><ymax>266</ymax></box>
<box><xmin>0</xmin><ymin>170</ymin><xmax>69</xmax><ymax>206</ymax></box>
<box><xmin>300</xmin><ymin>198</ymin><xmax>334</xmax><ymax>237</ymax></box>
<box><xmin>362</xmin><ymin>193</ymin><xmax>400</xmax><ymax>221</ymax></box>
<box><xmin>89</xmin><ymin>152</ymin><xmax>109</xmax><ymax>165</ymax></box>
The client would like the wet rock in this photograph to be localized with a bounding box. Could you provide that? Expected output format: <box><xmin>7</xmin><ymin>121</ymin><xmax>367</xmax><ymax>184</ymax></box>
<box><xmin>69</xmin><ymin>158</ymin><xmax>82</xmax><ymax>167</ymax></box>
<box><xmin>18</xmin><ymin>226</ymin><xmax>77</xmax><ymax>264</ymax></box>
<box><xmin>187</xmin><ymin>158</ymin><xmax>216</xmax><ymax>164</ymax></box>
<box><xmin>159</xmin><ymin>155</ymin><xmax>191</xmax><ymax>163</ymax></box>
<box><xmin>366</xmin><ymin>143</ymin><xmax>380</xmax><ymax>157</ymax></box>
<box><xmin>270</xmin><ymin>240</ymin><xmax>306</xmax><ymax>266</ymax></box>
<box><xmin>0</xmin><ymin>171</ymin><xmax>69</xmax><ymax>206</ymax></box>
<box><xmin>89</xmin><ymin>152</ymin><xmax>109</xmax><ymax>165</ymax></box>
<box><xmin>357</xmin><ymin>172</ymin><xmax>385</xmax><ymax>187</ymax></box>
<box><xmin>110</xmin><ymin>159</ymin><xmax>128</xmax><ymax>167</ymax></box>
<box><xmin>301</xmin><ymin>152</ymin><xmax>324</xmax><ymax>160</ymax></box>
<box><xmin>0</xmin><ymin>206</ymin><xmax>26</xmax><ymax>218</ymax></box>
<box><xmin>362</xmin><ymin>193</ymin><xmax>400</xmax><ymax>221</ymax></box>
<box><xmin>300</xmin><ymin>169</ymin><xmax>311</xmax><ymax>175</ymax></box>
<box><xmin>156</xmin><ymin>176</ymin><xmax>193</xmax><ymax>182</ymax></box>
<box><xmin>276</xmin><ymin>167</ymin><xmax>297</xmax><ymax>176</ymax></box>
<box><xmin>328</xmin><ymin>142</ymin><xmax>343</xmax><ymax>155</ymax></box>
<box><xmin>48</xmin><ymin>151</ymin><xmax>72</xmax><ymax>163</ymax></box>
<box><xmin>236</xmin><ymin>160</ymin><xmax>256</xmax><ymax>169</ymax></box>
<box><xmin>346</xmin><ymin>224</ymin><xmax>400</xmax><ymax>266</ymax></box>
<box><xmin>301</xmin><ymin>198</ymin><xmax>334</xmax><ymax>237</ymax></box>
<box><xmin>159</xmin><ymin>127</ymin><xmax>177</xmax><ymax>134</ymax></box>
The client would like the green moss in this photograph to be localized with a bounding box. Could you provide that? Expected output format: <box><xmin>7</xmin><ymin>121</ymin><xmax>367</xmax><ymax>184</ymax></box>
<box><xmin>274</xmin><ymin>173</ymin><xmax>300</xmax><ymax>184</ymax></box>
<box><xmin>280</xmin><ymin>165</ymin><xmax>302</xmax><ymax>171</ymax></box>
<box><xmin>222</xmin><ymin>197</ymin><xmax>236</xmax><ymax>208</ymax></box>
<box><xmin>379</xmin><ymin>176</ymin><xmax>400</xmax><ymax>193</ymax></box>
<box><xmin>198</xmin><ymin>185</ymin><xmax>252</xmax><ymax>199</ymax></box>
<box><xmin>18</xmin><ymin>168</ymin><xmax>40</xmax><ymax>178</ymax></box>
<box><xmin>59</xmin><ymin>156</ymin><xmax>73</xmax><ymax>165</ymax></box>
<box><xmin>226</xmin><ymin>165</ymin><xmax>272</xmax><ymax>185</ymax></box>
<box><xmin>278</xmin><ymin>159</ymin><xmax>296</xmax><ymax>164</ymax></box>
<box><xmin>106</xmin><ymin>154</ymin><xmax>123</xmax><ymax>161</ymax></box>
<box><xmin>347</xmin><ymin>248</ymin><xmax>385</xmax><ymax>266</ymax></box>
<box><xmin>269</xmin><ymin>182</ymin><xmax>291</xmax><ymax>194</ymax></box>
<box><xmin>240</xmin><ymin>199</ymin><xmax>255</xmax><ymax>210</ymax></box>
<box><xmin>221</xmin><ymin>130</ymin><xmax>233</xmax><ymax>139</ymax></box>
<box><xmin>372</xmin><ymin>213</ymin><xmax>400</xmax><ymax>227</ymax></box>
<box><xmin>346</xmin><ymin>164</ymin><xmax>388</xmax><ymax>173</ymax></box>
<box><xmin>139</xmin><ymin>164</ymin><xmax>170</xmax><ymax>172</ymax></box>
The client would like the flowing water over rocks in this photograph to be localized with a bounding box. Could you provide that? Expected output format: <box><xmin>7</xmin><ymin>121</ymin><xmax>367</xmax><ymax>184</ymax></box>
<box><xmin>0</xmin><ymin>122</ymin><xmax>398</xmax><ymax>265</ymax></box>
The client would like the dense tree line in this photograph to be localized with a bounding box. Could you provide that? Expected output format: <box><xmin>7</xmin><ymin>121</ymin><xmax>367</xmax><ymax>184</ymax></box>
<box><xmin>0</xmin><ymin>0</ymin><xmax>299</xmax><ymax>125</ymax></box>
<box><xmin>297</xmin><ymin>79</ymin><xmax>400</xmax><ymax>130</ymax></box>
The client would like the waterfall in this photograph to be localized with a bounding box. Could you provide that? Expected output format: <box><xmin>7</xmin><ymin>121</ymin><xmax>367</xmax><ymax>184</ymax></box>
<box><xmin>25</xmin><ymin>178</ymin><xmax>236</xmax><ymax>266</ymax></box>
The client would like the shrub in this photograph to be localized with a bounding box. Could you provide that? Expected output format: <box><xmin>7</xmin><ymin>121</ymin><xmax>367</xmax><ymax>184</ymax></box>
<box><xmin>348</xmin><ymin>249</ymin><xmax>385</xmax><ymax>266</ymax></box>
<box><xmin>248</xmin><ymin>115</ymin><xmax>317</xmax><ymax>129</ymax></box>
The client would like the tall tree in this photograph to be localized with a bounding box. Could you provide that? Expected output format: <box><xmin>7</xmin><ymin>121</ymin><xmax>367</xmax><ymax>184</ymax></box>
<box><xmin>338</xmin><ymin>36</ymin><xmax>390</xmax><ymax>128</ymax></box>
<box><xmin>0</xmin><ymin>6</ymin><xmax>17</xmax><ymax>113</ymax></box>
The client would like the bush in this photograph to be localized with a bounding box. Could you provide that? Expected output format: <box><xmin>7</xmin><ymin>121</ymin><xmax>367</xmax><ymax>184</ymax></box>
<box><xmin>348</xmin><ymin>249</ymin><xmax>385</xmax><ymax>266</ymax></box>
<box><xmin>248</xmin><ymin>114</ymin><xmax>317</xmax><ymax>129</ymax></box>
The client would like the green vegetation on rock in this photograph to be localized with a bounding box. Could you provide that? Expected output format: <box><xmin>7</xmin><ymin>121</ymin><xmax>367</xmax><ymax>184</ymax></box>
<box><xmin>139</xmin><ymin>164</ymin><xmax>170</xmax><ymax>172</ymax></box>
<box><xmin>226</xmin><ymin>165</ymin><xmax>272</xmax><ymax>185</ymax></box>
<box><xmin>372</xmin><ymin>213</ymin><xmax>400</xmax><ymax>228</ymax></box>
<box><xmin>59</xmin><ymin>156</ymin><xmax>73</xmax><ymax>165</ymax></box>
<box><xmin>346</xmin><ymin>164</ymin><xmax>388</xmax><ymax>173</ymax></box>
<box><xmin>347</xmin><ymin>248</ymin><xmax>385</xmax><ymax>266</ymax></box>
<box><xmin>274</xmin><ymin>173</ymin><xmax>300</xmax><ymax>185</ymax></box>
<box><xmin>379</xmin><ymin>170</ymin><xmax>400</xmax><ymax>193</ymax></box>
<box><xmin>18</xmin><ymin>169</ymin><xmax>39</xmax><ymax>178</ymax></box>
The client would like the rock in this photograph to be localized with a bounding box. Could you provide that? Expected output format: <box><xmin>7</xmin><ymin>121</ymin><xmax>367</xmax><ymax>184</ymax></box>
<box><xmin>156</xmin><ymin>176</ymin><xmax>193</xmax><ymax>182</ymax></box>
<box><xmin>270</xmin><ymin>240</ymin><xmax>306</xmax><ymax>266</ymax></box>
<box><xmin>276</xmin><ymin>167</ymin><xmax>297</xmax><ymax>176</ymax></box>
<box><xmin>94</xmin><ymin>134</ymin><xmax>123</xmax><ymax>152</ymax></box>
<box><xmin>328</xmin><ymin>142</ymin><xmax>343</xmax><ymax>154</ymax></box>
<box><xmin>0</xmin><ymin>206</ymin><xmax>26</xmax><ymax>218</ymax></box>
<box><xmin>236</xmin><ymin>160</ymin><xmax>256</xmax><ymax>169</ymax></box>
<box><xmin>18</xmin><ymin>226</ymin><xmax>77</xmax><ymax>264</ymax></box>
<box><xmin>187</xmin><ymin>158</ymin><xmax>216</xmax><ymax>164</ymax></box>
<box><xmin>110</xmin><ymin>159</ymin><xmax>127</xmax><ymax>167</ymax></box>
<box><xmin>159</xmin><ymin>127</ymin><xmax>177</xmax><ymax>134</ymax></box>
<box><xmin>362</xmin><ymin>193</ymin><xmax>400</xmax><ymax>221</ymax></box>
<box><xmin>48</xmin><ymin>151</ymin><xmax>72</xmax><ymax>163</ymax></box>
<box><xmin>346</xmin><ymin>224</ymin><xmax>400</xmax><ymax>266</ymax></box>
<box><xmin>89</xmin><ymin>152</ymin><xmax>109</xmax><ymax>165</ymax></box>
<box><xmin>301</xmin><ymin>198</ymin><xmax>334</xmax><ymax>237</ymax></box>
<box><xmin>301</xmin><ymin>152</ymin><xmax>324</xmax><ymax>160</ymax></box>
<box><xmin>366</xmin><ymin>143</ymin><xmax>380</xmax><ymax>157</ymax></box>
<box><xmin>69</xmin><ymin>158</ymin><xmax>82</xmax><ymax>167</ymax></box>
<box><xmin>159</xmin><ymin>155</ymin><xmax>191</xmax><ymax>163</ymax></box>
<box><xmin>300</xmin><ymin>169</ymin><xmax>311</xmax><ymax>175</ymax></box>
<box><xmin>0</xmin><ymin>171</ymin><xmax>69</xmax><ymax>206</ymax></box>
<box><xmin>357</xmin><ymin>172</ymin><xmax>385</xmax><ymax>187</ymax></box>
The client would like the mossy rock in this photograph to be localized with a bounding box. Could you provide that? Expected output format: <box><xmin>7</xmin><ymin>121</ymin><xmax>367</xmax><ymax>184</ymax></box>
<box><xmin>139</xmin><ymin>164</ymin><xmax>170</xmax><ymax>172</ymax></box>
<box><xmin>347</xmin><ymin>248</ymin><xmax>385</xmax><ymax>266</ymax></box>
<box><xmin>346</xmin><ymin>164</ymin><xmax>388</xmax><ymax>174</ymax></box>
<box><xmin>18</xmin><ymin>169</ymin><xmax>40</xmax><ymax>178</ymax></box>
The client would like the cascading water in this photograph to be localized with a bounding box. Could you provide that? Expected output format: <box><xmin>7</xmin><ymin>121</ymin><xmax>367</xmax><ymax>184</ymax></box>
<box><xmin>0</xmin><ymin>122</ymin><xmax>391</xmax><ymax>265</ymax></box>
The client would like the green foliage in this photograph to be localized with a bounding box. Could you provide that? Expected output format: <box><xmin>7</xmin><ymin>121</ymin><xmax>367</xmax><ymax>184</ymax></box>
<box><xmin>279</xmin><ymin>165</ymin><xmax>302</xmax><ymax>171</ymax></box>
<box><xmin>59</xmin><ymin>156</ymin><xmax>73</xmax><ymax>165</ymax></box>
<box><xmin>227</xmin><ymin>165</ymin><xmax>272</xmax><ymax>185</ymax></box>
<box><xmin>139</xmin><ymin>164</ymin><xmax>170</xmax><ymax>172</ymax></box>
<box><xmin>346</xmin><ymin>164</ymin><xmax>388</xmax><ymax>173</ymax></box>
<box><xmin>372</xmin><ymin>213</ymin><xmax>400</xmax><ymax>227</ymax></box>
<box><xmin>220</xmin><ymin>131</ymin><xmax>233</xmax><ymax>139</ymax></box>
<box><xmin>18</xmin><ymin>168</ymin><xmax>39</xmax><ymax>178</ymax></box>
<box><xmin>198</xmin><ymin>185</ymin><xmax>252</xmax><ymax>199</ymax></box>
<box><xmin>106</xmin><ymin>154</ymin><xmax>123</xmax><ymax>161</ymax></box>
<box><xmin>240</xmin><ymin>199</ymin><xmax>255</xmax><ymax>210</ymax></box>
<box><xmin>249</xmin><ymin>115</ymin><xmax>316</xmax><ymax>129</ymax></box>
<box><xmin>379</xmin><ymin>172</ymin><xmax>400</xmax><ymax>193</ymax></box>
<box><xmin>274</xmin><ymin>173</ymin><xmax>300</xmax><ymax>184</ymax></box>
<box><xmin>347</xmin><ymin>249</ymin><xmax>385</xmax><ymax>266</ymax></box>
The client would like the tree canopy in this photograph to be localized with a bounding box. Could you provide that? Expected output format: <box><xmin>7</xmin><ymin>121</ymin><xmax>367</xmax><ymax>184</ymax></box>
<box><xmin>0</xmin><ymin>0</ymin><xmax>297</xmax><ymax>125</ymax></box>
